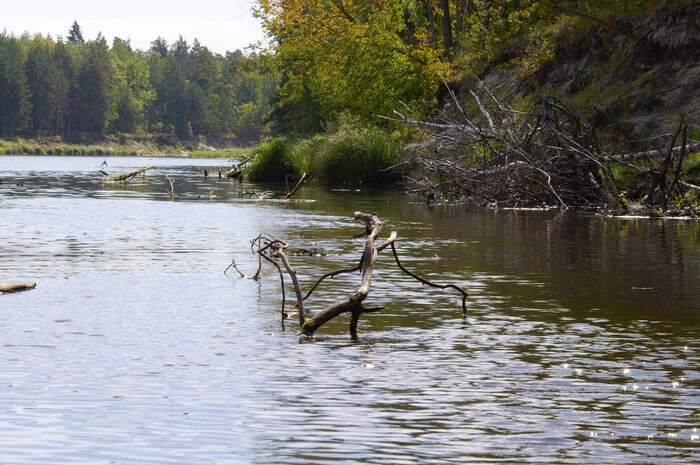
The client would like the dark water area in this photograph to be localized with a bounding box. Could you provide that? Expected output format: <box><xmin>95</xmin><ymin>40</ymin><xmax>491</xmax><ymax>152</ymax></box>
<box><xmin>1</xmin><ymin>156</ymin><xmax>698</xmax><ymax>464</ymax></box>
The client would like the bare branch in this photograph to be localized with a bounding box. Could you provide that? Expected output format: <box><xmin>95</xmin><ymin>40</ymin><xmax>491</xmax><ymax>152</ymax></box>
<box><xmin>389</xmin><ymin>243</ymin><xmax>468</xmax><ymax>315</ymax></box>
<box><xmin>285</xmin><ymin>172</ymin><xmax>308</xmax><ymax>200</ymax></box>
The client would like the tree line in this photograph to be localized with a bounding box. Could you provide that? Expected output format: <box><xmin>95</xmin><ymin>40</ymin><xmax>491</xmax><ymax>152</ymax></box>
<box><xmin>0</xmin><ymin>22</ymin><xmax>277</xmax><ymax>145</ymax></box>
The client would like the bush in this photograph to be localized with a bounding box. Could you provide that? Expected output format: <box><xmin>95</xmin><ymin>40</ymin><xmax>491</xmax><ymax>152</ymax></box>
<box><xmin>246</xmin><ymin>137</ymin><xmax>292</xmax><ymax>181</ymax></box>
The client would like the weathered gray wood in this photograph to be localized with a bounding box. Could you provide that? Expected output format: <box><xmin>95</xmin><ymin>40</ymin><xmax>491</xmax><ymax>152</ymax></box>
<box><xmin>284</xmin><ymin>172</ymin><xmax>308</xmax><ymax>200</ymax></box>
<box><xmin>0</xmin><ymin>282</ymin><xmax>37</xmax><ymax>294</ymax></box>
<box><xmin>104</xmin><ymin>166</ymin><xmax>155</xmax><ymax>182</ymax></box>
<box><xmin>300</xmin><ymin>212</ymin><xmax>388</xmax><ymax>336</ymax></box>
<box><xmin>237</xmin><ymin>212</ymin><xmax>469</xmax><ymax>337</ymax></box>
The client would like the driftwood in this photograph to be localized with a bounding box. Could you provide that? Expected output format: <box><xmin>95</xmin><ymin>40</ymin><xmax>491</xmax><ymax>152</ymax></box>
<box><xmin>103</xmin><ymin>166</ymin><xmax>155</xmax><ymax>182</ymax></box>
<box><xmin>382</xmin><ymin>83</ymin><xmax>698</xmax><ymax>214</ymax></box>
<box><xmin>227</xmin><ymin>212</ymin><xmax>468</xmax><ymax>337</ymax></box>
<box><xmin>0</xmin><ymin>282</ymin><xmax>36</xmax><ymax>294</ymax></box>
<box><xmin>226</xmin><ymin>157</ymin><xmax>250</xmax><ymax>179</ymax></box>
<box><xmin>606</xmin><ymin>141</ymin><xmax>700</xmax><ymax>163</ymax></box>
<box><xmin>285</xmin><ymin>172</ymin><xmax>308</xmax><ymax>200</ymax></box>
<box><xmin>235</xmin><ymin>178</ymin><xmax>314</xmax><ymax>203</ymax></box>
<box><xmin>165</xmin><ymin>174</ymin><xmax>176</xmax><ymax>199</ymax></box>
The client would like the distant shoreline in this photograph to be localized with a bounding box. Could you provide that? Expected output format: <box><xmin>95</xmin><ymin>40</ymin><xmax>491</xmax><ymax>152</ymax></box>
<box><xmin>0</xmin><ymin>138</ymin><xmax>250</xmax><ymax>159</ymax></box>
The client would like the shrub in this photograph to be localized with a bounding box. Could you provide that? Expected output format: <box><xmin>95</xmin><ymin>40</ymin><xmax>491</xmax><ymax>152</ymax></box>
<box><xmin>245</xmin><ymin>125</ymin><xmax>401</xmax><ymax>184</ymax></box>
<box><xmin>246</xmin><ymin>137</ymin><xmax>292</xmax><ymax>181</ymax></box>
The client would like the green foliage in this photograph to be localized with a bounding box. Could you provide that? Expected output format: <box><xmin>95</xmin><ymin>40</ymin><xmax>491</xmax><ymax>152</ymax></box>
<box><xmin>314</xmin><ymin>125</ymin><xmax>402</xmax><ymax>183</ymax></box>
<box><xmin>0</xmin><ymin>33</ymin><xmax>31</xmax><ymax>136</ymax></box>
<box><xmin>519</xmin><ymin>23</ymin><xmax>558</xmax><ymax>79</ymax></box>
<box><xmin>671</xmin><ymin>190</ymin><xmax>698</xmax><ymax>216</ymax></box>
<box><xmin>246</xmin><ymin>137</ymin><xmax>292</xmax><ymax>181</ymax></box>
<box><xmin>683</xmin><ymin>151</ymin><xmax>700</xmax><ymax>183</ymax></box>
<box><xmin>67</xmin><ymin>21</ymin><xmax>85</xmax><ymax>44</ymax></box>
<box><xmin>187</xmin><ymin>148</ymin><xmax>249</xmax><ymax>158</ymax></box>
<box><xmin>256</xmin><ymin>0</ymin><xmax>449</xmax><ymax>129</ymax></box>
<box><xmin>234</xmin><ymin>102</ymin><xmax>271</xmax><ymax>146</ymax></box>
<box><xmin>282</xmin><ymin>117</ymin><xmax>402</xmax><ymax>183</ymax></box>
<box><xmin>25</xmin><ymin>35</ymin><xmax>57</xmax><ymax>134</ymax></box>
<box><xmin>288</xmin><ymin>135</ymin><xmax>325</xmax><ymax>177</ymax></box>
<box><xmin>72</xmin><ymin>36</ymin><xmax>111</xmax><ymax>135</ymax></box>
<box><xmin>0</xmin><ymin>27</ymin><xmax>277</xmax><ymax>144</ymax></box>
<box><xmin>247</xmin><ymin>121</ymin><xmax>401</xmax><ymax>184</ymax></box>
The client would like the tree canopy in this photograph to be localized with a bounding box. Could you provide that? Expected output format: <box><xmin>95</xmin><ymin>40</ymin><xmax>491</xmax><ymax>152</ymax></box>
<box><xmin>255</xmin><ymin>0</ymin><xmax>450</xmax><ymax>132</ymax></box>
<box><xmin>255</xmin><ymin>0</ymin><xmax>679</xmax><ymax>133</ymax></box>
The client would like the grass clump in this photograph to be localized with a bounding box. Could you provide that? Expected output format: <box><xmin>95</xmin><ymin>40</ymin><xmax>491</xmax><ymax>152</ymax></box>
<box><xmin>287</xmin><ymin>135</ymin><xmax>325</xmax><ymax>178</ymax></box>
<box><xmin>243</xmin><ymin>117</ymin><xmax>403</xmax><ymax>184</ymax></box>
<box><xmin>246</xmin><ymin>137</ymin><xmax>292</xmax><ymax>181</ymax></box>
<box><xmin>315</xmin><ymin>127</ymin><xmax>401</xmax><ymax>183</ymax></box>
<box><xmin>285</xmin><ymin>115</ymin><xmax>402</xmax><ymax>184</ymax></box>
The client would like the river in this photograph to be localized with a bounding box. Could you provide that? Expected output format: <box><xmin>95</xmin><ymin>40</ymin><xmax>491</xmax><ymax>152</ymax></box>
<box><xmin>1</xmin><ymin>156</ymin><xmax>698</xmax><ymax>464</ymax></box>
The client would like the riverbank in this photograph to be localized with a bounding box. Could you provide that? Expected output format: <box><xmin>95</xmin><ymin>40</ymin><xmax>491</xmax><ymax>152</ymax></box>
<box><xmin>0</xmin><ymin>137</ymin><xmax>246</xmax><ymax>159</ymax></box>
<box><xmin>396</xmin><ymin>2</ymin><xmax>700</xmax><ymax>217</ymax></box>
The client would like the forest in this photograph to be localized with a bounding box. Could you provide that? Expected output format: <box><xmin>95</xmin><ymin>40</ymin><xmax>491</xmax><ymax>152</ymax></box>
<box><xmin>253</xmin><ymin>0</ymin><xmax>696</xmax><ymax>131</ymax></box>
<box><xmin>0</xmin><ymin>21</ymin><xmax>276</xmax><ymax>145</ymax></box>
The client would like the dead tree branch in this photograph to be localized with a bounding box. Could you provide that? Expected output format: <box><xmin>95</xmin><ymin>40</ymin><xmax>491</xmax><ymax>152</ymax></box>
<box><xmin>285</xmin><ymin>172</ymin><xmax>308</xmax><ymax>200</ymax></box>
<box><xmin>104</xmin><ymin>166</ymin><xmax>155</xmax><ymax>182</ymax></box>
<box><xmin>392</xmin><ymin>84</ymin><xmax>697</xmax><ymax>214</ymax></box>
<box><xmin>389</xmin><ymin>243</ymin><xmax>467</xmax><ymax>314</ymax></box>
<box><xmin>228</xmin><ymin>213</ymin><xmax>468</xmax><ymax>337</ymax></box>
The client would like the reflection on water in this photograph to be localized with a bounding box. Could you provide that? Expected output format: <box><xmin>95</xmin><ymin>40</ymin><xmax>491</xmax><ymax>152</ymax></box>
<box><xmin>0</xmin><ymin>156</ymin><xmax>698</xmax><ymax>464</ymax></box>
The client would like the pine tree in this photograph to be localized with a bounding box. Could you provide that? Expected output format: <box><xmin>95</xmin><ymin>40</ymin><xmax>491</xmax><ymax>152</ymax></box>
<box><xmin>67</xmin><ymin>21</ymin><xmax>85</xmax><ymax>44</ymax></box>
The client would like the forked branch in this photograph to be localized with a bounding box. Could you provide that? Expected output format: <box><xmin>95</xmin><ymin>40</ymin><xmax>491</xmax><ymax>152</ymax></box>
<box><xmin>227</xmin><ymin>212</ymin><xmax>469</xmax><ymax>337</ymax></box>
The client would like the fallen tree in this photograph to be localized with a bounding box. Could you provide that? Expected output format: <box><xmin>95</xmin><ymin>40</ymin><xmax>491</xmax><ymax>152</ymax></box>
<box><xmin>102</xmin><ymin>166</ymin><xmax>155</xmax><ymax>182</ymax></box>
<box><xmin>226</xmin><ymin>212</ymin><xmax>468</xmax><ymax>337</ymax></box>
<box><xmin>383</xmin><ymin>83</ymin><xmax>698</xmax><ymax>215</ymax></box>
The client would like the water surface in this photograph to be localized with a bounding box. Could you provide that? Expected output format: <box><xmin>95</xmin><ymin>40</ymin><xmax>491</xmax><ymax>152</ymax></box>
<box><xmin>1</xmin><ymin>156</ymin><xmax>698</xmax><ymax>464</ymax></box>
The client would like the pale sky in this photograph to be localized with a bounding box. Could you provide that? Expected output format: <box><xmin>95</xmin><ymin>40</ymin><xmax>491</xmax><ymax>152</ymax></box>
<box><xmin>2</xmin><ymin>0</ymin><xmax>267</xmax><ymax>55</ymax></box>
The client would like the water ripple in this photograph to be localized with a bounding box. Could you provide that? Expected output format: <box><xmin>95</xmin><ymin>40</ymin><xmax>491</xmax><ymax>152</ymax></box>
<box><xmin>0</xmin><ymin>156</ymin><xmax>698</xmax><ymax>464</ymax></box>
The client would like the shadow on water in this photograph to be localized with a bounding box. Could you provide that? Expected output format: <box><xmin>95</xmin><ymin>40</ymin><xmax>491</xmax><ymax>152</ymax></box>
<box><xmin>0</xmin><ymin>156</ymin><xmax>698</xmax><ymax>464</ymax></box>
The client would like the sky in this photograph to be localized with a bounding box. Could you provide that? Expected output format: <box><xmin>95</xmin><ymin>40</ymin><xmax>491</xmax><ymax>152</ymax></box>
<box><xmin>2</xmin><ymin>0</ymin><xmax>267</xmax><ymax>55</ymax></box>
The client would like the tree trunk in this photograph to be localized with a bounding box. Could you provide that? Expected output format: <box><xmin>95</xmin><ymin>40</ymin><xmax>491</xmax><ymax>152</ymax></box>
<box><xmin>440</xmin><ymin>0</ymin><xmax>453</xmax><ymax>51</ymax></box>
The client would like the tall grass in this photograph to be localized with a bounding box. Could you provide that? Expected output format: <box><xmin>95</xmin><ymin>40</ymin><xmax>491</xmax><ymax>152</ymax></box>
<box><xmin>287</xmin><ymin>135</ymin><xmax>325</xmax><ymax>177</ymax></box>
<box><xmin>250</xmin><ymin>126</ymin><xmax>402</xmax><ymax>184</ymax></box>
<box><xmin>315</xmin><ymin>128</ymin><xmax>401</xmax><ymax>183</ymax></box>
<box><xmin>246</xmin><ymin>137</ymin><xmax>292</xmax><ymax>181</ymax></box>
<box><xmin>0</xmin><ymin>138</ymin><xmax>143</xmax><ymax>156</ymax></box>
<box><xmin>187</xmin><ymin>148</ymin><xmax>249</xmax><ymax>159</ymax></box>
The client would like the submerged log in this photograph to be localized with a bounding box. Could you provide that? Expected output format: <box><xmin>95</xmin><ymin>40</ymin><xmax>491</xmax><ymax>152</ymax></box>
<box><xmin>104</xmin><ymin>166</ymin><xmax>155</xmax><ymax>182</ymax></box>
<box><xmin>0</xmin><ymin>282</ymin><xmax>37</xmax><ymax>294</ymax></box>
